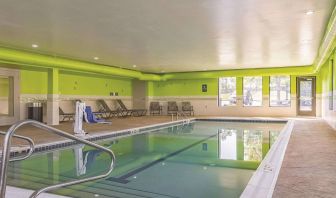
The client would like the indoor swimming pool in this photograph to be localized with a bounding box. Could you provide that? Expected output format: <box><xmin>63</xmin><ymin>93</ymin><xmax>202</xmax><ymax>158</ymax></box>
<box><xmin>7</xmin><ymin>120</ymin><xmax>286</xmax><ymax>198</ymax></box>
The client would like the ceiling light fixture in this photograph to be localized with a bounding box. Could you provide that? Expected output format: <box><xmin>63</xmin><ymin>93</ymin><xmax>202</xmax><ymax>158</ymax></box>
<box><xmin>93</xmin><ymin>57</ymin><xmax>99</xmax><ymax>60</ymax></box>
<box><xmin>32</xmin><ymin>44</ymin><xmax>39</xmax><ymax>48</ymax></box>
<box><xmin>305</xmin><ymin>10</ymin><xmax>314</xmax><ymax>15</ymax></box>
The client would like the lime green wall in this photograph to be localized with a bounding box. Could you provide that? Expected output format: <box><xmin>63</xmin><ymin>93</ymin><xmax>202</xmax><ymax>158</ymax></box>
<box><xmin>149</xmin><ymin>73</ymin><xmax>301</xmax><ymax>96</ymax></box>
<box><xmin>59</xmin><ymin>71</ymin><xmax>132</xmax><ymax>96</ymax></box>
<box><xmin>0</xmin><ymin>77</ymin><xmax>9</xmax><ymax>97</ymax></box>
<box><xmin>318</xmin><ymin>49</ymin><xmax>336</xmax><ymax>93</ymax></box>
<box><xmin>20</xmin><ymin>69</ymin><xmax>132</xmax><ymax>96</ymax></box>
<box><xmin>149</xmin><ymin>78</ymin><xmax>218</xmax><ymax>96</ymax></box>
<box><xmin>20</xmin><ymin>70</ymin><xmax>48</xmax><ymax>94</ymax></box>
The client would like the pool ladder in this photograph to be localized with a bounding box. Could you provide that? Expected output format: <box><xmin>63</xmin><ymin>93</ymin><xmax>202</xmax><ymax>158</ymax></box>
<box><xmin>171</xmin><ymin>111</ymin><xmax>190</xmax><ymax>122</ymax></box>
<box><xmin>0</xmin><ymin>119</ymin><xmax>116</xmax><ymax>198</ymax></box>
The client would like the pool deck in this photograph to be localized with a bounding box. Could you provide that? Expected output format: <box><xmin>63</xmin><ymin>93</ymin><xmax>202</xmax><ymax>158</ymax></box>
<box><xmin>1</xmin><ymin>117</ymin><xmax>336</xmax><ymax>197</ymax></box>
<box><xmin>273</xmin><ymin>119</ymin><xmax>336</xmax><ymax>198</ymax></box>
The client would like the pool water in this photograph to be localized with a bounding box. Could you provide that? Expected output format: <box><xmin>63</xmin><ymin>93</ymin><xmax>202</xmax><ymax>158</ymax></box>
<box><xmin>7</xmin><ymin>121</ymin><xmax>285</xmax><ymax>198</ymax></box>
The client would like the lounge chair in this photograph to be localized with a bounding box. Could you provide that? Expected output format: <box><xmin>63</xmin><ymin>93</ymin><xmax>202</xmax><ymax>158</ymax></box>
<box><xmin>97</xmin><ymin>99</ymin><xmax>120</xmax><ymax>118</ymax></box>
<box><xmin>149</xmin><ymin>102</ymin><xmax>162</xmax><ymax>115</ymax></box>
<box><xmin>167</xmin><ymin>101</ymin><xmax>178</xmax><ymax>115</ymax></box>
<box><xmin>182</xmin><ymin>102</ymin><xmax>194</xmax><ymax>116</ymax></box>
<box><xmin>116</xmin><ymin>99</ymin><xmax>147</xmax><ymax>117</ymax></box>
<box><xmin>59</xmin><ymin>107</ymin><xmax>75</xmax><ymax>121</ymax></box>
<box><xmin>84</xmin><ymin>106</ymin><xmax>111</xmax><ymax>124</ymax></box>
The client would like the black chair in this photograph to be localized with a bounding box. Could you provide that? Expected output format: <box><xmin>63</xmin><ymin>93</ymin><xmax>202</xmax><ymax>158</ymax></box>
<box><xmin>116</xmin><ymin>99</ymin><xmax>147</xmax><ymax>117</ymax></box>
<box><xmin>150</xmin><ymin>102</ymin><xmax>162</xmax><ymax>115</ymax></box>
<box><xmin>97</xmin><ymin>99</ymin><xmax>120</xmax><ymax>118</ymax></box>
<box><xmin>182</xmin><ymin>102</ymin><xmax>194</xmax><ymax>116</ymax></box>
<box><xmin>167</xmin><ymin>101</ymin><xmax>178</xmax><ymax>115</ymax></box>
<box><xmin>59</xmin><ymin>107</ymin><xmax>75</xmax><ymax>121</ymax></box>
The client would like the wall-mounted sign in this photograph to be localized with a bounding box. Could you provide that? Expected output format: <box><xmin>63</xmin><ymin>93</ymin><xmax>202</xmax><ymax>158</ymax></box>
<box><xmin>202</xmin><ymin>84</ymin><xmax>207</xmax><ymax>92</ymax></box>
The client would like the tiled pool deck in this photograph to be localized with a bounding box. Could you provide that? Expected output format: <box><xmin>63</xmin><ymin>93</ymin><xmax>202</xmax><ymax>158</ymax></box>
<box><xmin>274</xmin><ymin>119</ymin><xmax>336</xmax><ymax>198</ymax></box>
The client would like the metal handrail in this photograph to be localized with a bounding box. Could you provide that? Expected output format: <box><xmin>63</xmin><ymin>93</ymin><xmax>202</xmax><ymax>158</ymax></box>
<box><xmin>0</xmin><ymin>120</ymin><xmax>116</xmax><ymax>198</ymax></box>
<box><xmin>171</xmin><ymin>111</ymin><xmax>189</xmax><ymax>121</ymax></box>
<box><xmin>0</xmin><ymin>131</ymin><xmax>35</xmax><ymax>162</ymax></box>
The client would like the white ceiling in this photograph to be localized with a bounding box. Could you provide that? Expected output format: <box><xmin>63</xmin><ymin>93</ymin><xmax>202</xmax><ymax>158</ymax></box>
<box><xmin>0</xmin><ymin>0</ymin><xmax>335</xmax><ymax>73</ymax></box>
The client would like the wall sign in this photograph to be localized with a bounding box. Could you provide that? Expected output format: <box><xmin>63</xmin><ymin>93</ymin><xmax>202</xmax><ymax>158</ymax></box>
<box><xmin>202</xmin><ymin>84</ymin><xmax>207</xmax><ymax>92</ymax></box>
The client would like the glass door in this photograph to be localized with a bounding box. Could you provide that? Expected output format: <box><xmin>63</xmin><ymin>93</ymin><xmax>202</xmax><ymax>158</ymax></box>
<box><xmin>297</xmin><ymin>77</ymin><xmax>316</xmax><ymax>116</ymax></box>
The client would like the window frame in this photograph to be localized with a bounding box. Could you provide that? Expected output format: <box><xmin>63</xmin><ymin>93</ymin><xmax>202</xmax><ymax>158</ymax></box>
<box><xmin>243</xmin><ymin>76</ymin><xmax>263</xmax><ymax>107</ymax></box>
<box><xmin>269</xmin><ymin>75</ymin><xmax>291</xmax><ymax>107</ymax></box>
<box><xmin>218</xmin><ymin>77</ymin><xmax>237</xmax><ymax>107</ymax></box>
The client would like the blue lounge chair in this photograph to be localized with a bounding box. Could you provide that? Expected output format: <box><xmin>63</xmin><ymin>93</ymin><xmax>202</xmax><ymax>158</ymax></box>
<box><xmin>85</xmin><ymin>106</ymin><xmax>111</xmax><ymax>124</ymax></box>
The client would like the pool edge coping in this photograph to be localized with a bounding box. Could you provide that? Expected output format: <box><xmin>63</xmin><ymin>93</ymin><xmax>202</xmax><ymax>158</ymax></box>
<box><xmin>240</xmin><ymin>119</ymin><xmax>294</xmax><ymax>198</ymax></box>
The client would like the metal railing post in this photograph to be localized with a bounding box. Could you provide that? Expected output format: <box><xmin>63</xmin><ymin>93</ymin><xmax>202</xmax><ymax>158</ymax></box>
<box><xmin>0</xmin><ymin>120</ymin><xmax>115</xmax><ymax>198</ymax></box>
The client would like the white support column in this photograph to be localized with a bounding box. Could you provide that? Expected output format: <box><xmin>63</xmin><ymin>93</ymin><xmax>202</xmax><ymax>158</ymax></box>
<box><xmin>47</xmin><ymin>68</ymin><xmax>59</xmax><ymax>125</ymax></box>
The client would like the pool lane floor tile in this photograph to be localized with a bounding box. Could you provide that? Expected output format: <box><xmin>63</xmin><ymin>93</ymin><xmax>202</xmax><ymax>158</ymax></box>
<box><xmin>273</xmin><ymin>119</ymin><xmax>336</xmax><ymax>198</ymax></box>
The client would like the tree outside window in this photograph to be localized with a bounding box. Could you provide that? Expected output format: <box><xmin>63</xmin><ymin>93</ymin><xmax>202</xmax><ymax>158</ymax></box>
<box><xmin>218</xmin><ymin>77</ymin><xmax>236</xmax><ymax>106</ymax></box>
<box><xmin>270</xmin><ymin>76</ymin><xmax>290</xmax><ymax>107</ymax></box>
<box><xmin>243</xmin><ymin>77</ymin><xmax>262</xmax><ymax>106</ymax></box>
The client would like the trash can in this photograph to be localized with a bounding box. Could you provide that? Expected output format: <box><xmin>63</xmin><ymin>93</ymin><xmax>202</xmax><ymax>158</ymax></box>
<box><xmin>27</xmin><ymin>102</ymin><xmax>43</xmax><ymax>122</ymax></box>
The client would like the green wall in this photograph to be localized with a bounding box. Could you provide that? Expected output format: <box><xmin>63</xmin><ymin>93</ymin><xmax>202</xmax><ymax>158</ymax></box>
<box><xmin>148</xmin><ymin>74</ymin><xmax>301</xmax><ymax>97</ymax></box>
<box><xmin>318</xmin><ymin>49</ymin><xmax>336</xmax><ymax>93</ymax></box>
<box><xmin>59</xmin><ymin>71</ymin><xmax>132</xmax><ymax>96</ymax></box>
<box><xmin>0</xmin><ymin>77</ymin><xmax>9</xmax><ymax>97</ymax></box>
<box><xmin>20</xmin><ymin>70</ymin><xmax>48</xmax><ymax>94</ymax></box>
<box><xmin>20</xmin><ymin>69</ymin><xmax>133</xmax><ymax>96</ymax></box>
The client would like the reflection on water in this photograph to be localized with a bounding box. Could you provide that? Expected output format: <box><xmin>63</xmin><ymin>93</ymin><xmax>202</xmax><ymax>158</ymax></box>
<box><xmin>219</xmin><ymin>129</ymin><xmax>280</xmax><ymax>162</ymax></box>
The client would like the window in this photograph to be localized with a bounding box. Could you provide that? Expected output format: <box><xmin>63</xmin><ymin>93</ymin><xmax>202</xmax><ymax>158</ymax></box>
<box><xmin>243</xmin><ymin>76</ymin><xmax>262</xmax><ymax>106</ymax></box>
<box><xmin>270</xmin><ymin>76</ymin><xmax>290</xmax><ymax>107</ymax></box>
<box><xmin>218</xmin><ymin>77</ymin><xmax>236</xmax><ymax>106</ymax></box>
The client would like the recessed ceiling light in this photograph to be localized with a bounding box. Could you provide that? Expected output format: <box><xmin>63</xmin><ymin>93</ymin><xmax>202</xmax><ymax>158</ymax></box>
<box><xmin>32</xmin><ymin>44</ymin><xmax>38</xmax><ymax>48</ymax></box>
<box><xmin>305</xmin><ymin>10</ymin><xmax>314</xmax><ymax>15</ymax></box>
<box><xmin>133</xmin><ymin>65</ymin><xmax>137</xmax><ymax>68</ymax></box>
<box><xmin>93</xmin><ymin>57</ymin><xmax>99</xmax><ymax>60</ymax></box>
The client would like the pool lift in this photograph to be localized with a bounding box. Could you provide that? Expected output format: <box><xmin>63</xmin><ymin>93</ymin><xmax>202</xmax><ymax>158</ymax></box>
<box><xmin>74</xmin><ymin>101</ymin><xmax>87</xmax><ymax>137</ymax></box>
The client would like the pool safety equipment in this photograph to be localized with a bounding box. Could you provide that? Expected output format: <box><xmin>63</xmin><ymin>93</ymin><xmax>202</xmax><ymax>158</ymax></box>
<box><xmin>74</xmin><ymin>101</ymin><xmax>87</xmax><ymax>136</ymax></box>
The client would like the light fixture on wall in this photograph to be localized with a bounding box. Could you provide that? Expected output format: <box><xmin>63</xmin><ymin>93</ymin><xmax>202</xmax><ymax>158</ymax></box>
<box><xmin>133</xmin><ymin>65</ymin><xmax>137</xmax><ymax>68</ymax></box>
<box><xmin>32</xmin><ymin>44</ymin><xmax>39</xmax><ymax>48</ymax></box>
<box><xmin>93</xmin><ymin>57</ymin><xmax>99</xmax><ymax>60</ymax></box>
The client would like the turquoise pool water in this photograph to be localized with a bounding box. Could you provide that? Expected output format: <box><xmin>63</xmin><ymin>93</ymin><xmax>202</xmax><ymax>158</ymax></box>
<box><xmin>7</xmin><ymin>121</ymin><xmax>285</xmax><ymax>198</ymax></box>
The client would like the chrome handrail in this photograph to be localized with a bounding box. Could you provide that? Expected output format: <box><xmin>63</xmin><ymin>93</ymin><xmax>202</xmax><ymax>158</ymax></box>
<box><xmin>171</xmin><ymin>111</ymin><xmax>189</xmax><ymax>121</ymax></box>
<box><xmin>0</xmin><ymin>120</ymin><xmax>116</xmax><ymax>198</ymax></box>
<box><xmin>0</xmin><ymin>131</ymin><xmax>35</xmax><ymax>162</ymax></box>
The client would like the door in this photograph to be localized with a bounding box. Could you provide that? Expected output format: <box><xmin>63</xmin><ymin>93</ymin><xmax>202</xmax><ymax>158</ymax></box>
<box><xmin>132</xmin><ymin>80</ymin><xmax>147</xmax><ymax>109</ymax></box>
<box><xmin>0</xmin><ymin>68</ymin><xmax>20</xmax><ymax>126</ymax></box>
<box><xmin>297</xmin><ymin>76</ymin><xmax>316</xmax><ymax>116</ymax></box>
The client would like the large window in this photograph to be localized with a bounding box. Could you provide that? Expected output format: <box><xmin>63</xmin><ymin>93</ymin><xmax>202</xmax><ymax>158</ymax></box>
<box><xmin>218</xmin><ymin>77</ymin><xmax>236</xmax><ymax>106</ymax></box>
<box><xmin>270</xmin><ymin>76</ymin><xmax>291</xmax><ymax>107</ymax></box>
<box><xmin>243</xmin><ymin>76</ymin><xmax>262</xmax><ymax>106</ymax></box>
